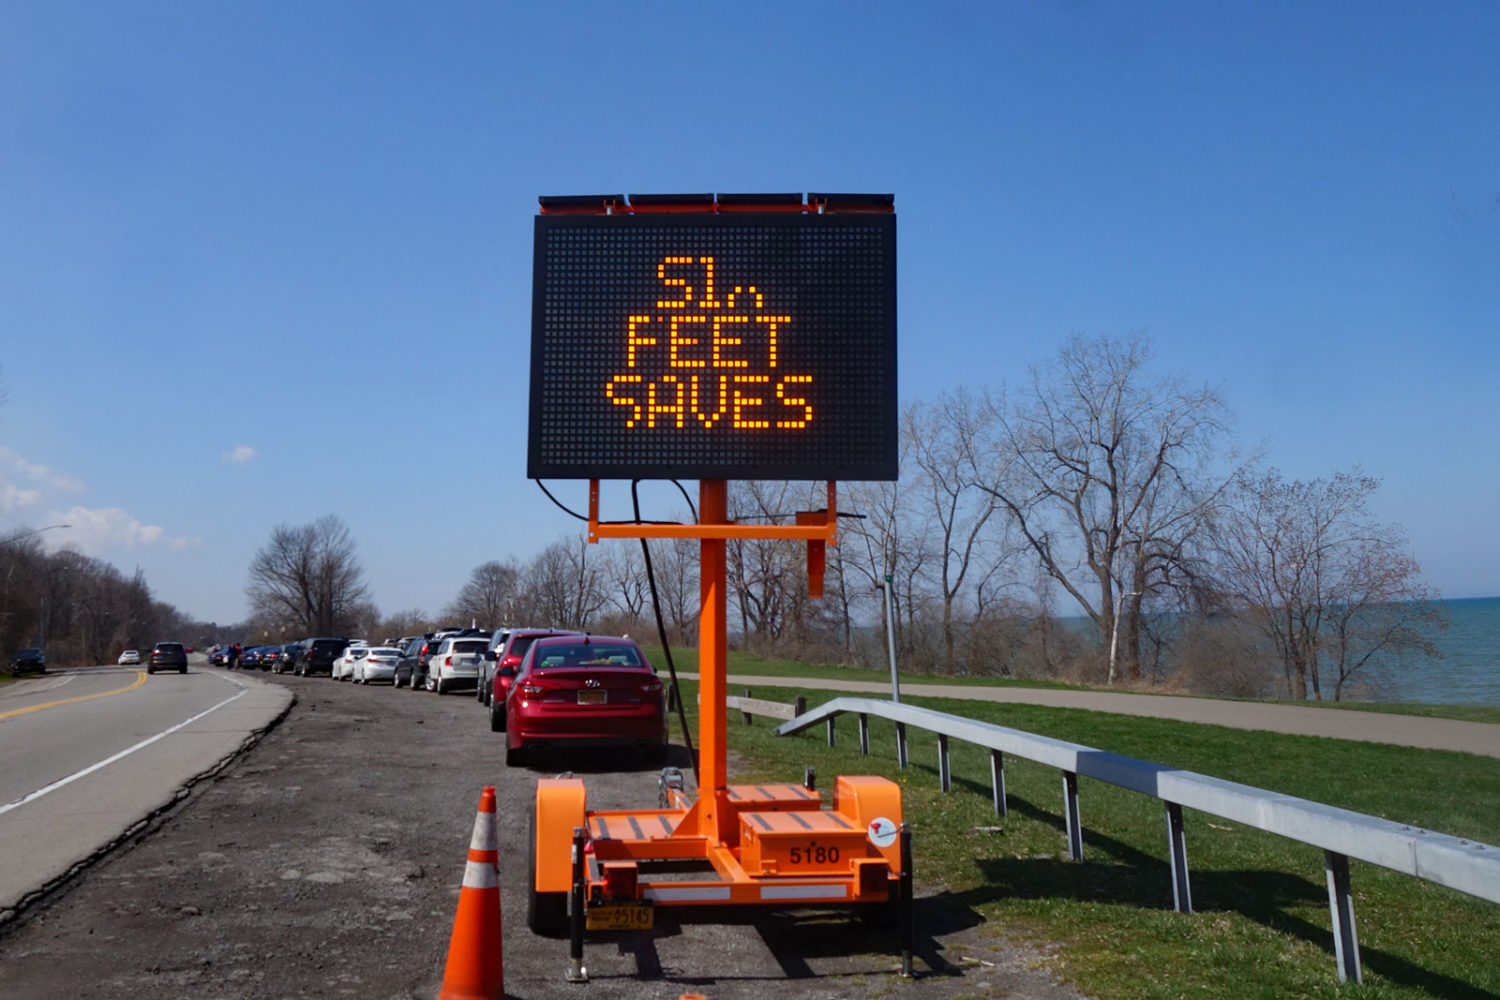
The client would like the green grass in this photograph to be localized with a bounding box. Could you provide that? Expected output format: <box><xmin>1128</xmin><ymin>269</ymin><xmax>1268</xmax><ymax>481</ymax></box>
<box><xmin>670</xmin><ymin>677</ymin><xmax>1500</xmax><ymax>1000</ymax></box>
<box><xmin>646</xmin><ymin>644</ymin><xmax>1087</xmax><ymax>690</ymax></box>
<box><xmin>644</xmin><ymin>645</ymin><xmax>1500</xmax><ymax>724</ymax></box>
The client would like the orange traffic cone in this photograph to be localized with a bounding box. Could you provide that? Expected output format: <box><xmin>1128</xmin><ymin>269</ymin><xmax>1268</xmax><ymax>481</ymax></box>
<box><xmin>438</xmin><ymin>786</ymin><xmax>504</xmax><ymax>1000</ymax></box>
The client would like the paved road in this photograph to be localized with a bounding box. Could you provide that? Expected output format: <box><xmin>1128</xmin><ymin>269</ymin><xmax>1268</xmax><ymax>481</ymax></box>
<box><xmin>704</xmin><ymin>674</ymin><xmax>1500</xmax><ymax>758</ymax></box>
<box><xmin>0</xmin><ymin>662</ymin><xmax>293</xmax><ymax>919</ymax></box>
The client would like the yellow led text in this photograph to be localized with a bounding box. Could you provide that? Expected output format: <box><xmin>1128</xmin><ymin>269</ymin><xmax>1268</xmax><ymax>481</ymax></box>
<box><xmin>606</xmin><ymin>256</ymin><xmax>813</xmax><ymax>431</ymax></box>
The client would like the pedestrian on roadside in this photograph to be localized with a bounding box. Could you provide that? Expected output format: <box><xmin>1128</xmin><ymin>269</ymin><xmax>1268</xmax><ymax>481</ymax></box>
<box><xmin>229</xmin><ymin>643</ymin><xmax>240</xmax><ymax>670</ymax></box>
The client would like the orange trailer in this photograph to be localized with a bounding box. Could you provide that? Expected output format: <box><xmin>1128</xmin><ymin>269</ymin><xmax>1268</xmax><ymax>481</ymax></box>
<box><xmin>526</xmin><ymin>479</ymin><xmax>905</xmax><ymax>938</ymax></box>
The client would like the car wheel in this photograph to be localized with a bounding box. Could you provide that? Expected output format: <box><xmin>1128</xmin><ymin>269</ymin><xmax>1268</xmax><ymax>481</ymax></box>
<box><xmin>489</xmin><ymin>697</ymin><xmax>506</xmax><ymax>733</ymax></box>
<box><xmin>526</xmin><ymin>806</ymin><xmax>567</xmax><ymax>935</ymax></box>
<box><xmin>506</xmin><ymin>741</ymin><xmax>525</xmax><ymax>768</ymax></box>
<box><xmin>145</xmin><ymin>666</ymin><xmax>154</xmax><ymax>675</ymax></box>
<box><xmin>435</xmin><ymin>676</ymin><xmax>446</xmax><ymax>695</ymax></box>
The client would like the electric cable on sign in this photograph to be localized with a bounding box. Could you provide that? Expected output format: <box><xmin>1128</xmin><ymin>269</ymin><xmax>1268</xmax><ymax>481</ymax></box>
<box><xmin>536</xmin><ymin>478</ymin><xmax>683</xmax><ymax>526</ymax></box>
<box><xmin>632</xmin><ymin>479</ymin><xmax>698</xmax><ymax>787</ymax></box>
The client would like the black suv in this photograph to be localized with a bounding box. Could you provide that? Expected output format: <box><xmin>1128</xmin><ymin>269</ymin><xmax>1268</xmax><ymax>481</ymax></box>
<box><xmin>297</xmin><ymin>637</ymin><xmax>350</xmax><ymax>676</ymax></box>
<box><xmin>148</xmin><ymin>642</ymin><xmax>188</xmax><ymax>674</ymax></box>
<box><xmin>9</xmin><ymin>647</ymin><xmax>46</xmax><ymax>674</ymax></box>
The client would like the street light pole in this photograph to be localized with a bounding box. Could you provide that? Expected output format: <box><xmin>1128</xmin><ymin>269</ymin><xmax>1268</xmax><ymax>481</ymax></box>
<box><xmin>878</xmin><ymin>573</ymin><xmax>900</xmax><ymax>703</ymax></box>
<box><xmin>1107</xmin><ymin>589</ymin><xmax>1141</xmax><ymax>686</ymax></box>
<box><xmin>0</xmin><ymin>523</ymin><xmax>71</xmax><ymax>547</ymax></box>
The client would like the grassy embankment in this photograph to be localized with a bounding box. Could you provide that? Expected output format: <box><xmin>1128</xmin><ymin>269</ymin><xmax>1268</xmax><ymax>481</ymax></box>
<box><xmin>647</xmin><ymin>646</ymin><xmax>1500</xmax><ymax>725</ymax></box>
<box><xmin>650</xmin><ymin>649</ymin><xmax>1500</xmax><ymax>1000</ymax></box>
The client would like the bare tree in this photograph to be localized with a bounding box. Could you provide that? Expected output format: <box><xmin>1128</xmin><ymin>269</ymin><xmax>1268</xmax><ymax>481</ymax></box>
<box><xmin>598</xmin><ymin>545</ymin><xmax>650</xmax><ymax>629</ymax></box>
<box><xmin>376</xmin><ymin>608</ymin><xmax>434</xmax><ymax>642</ymax></box>
<box><xmin>905</xmin><ymin>390</ymin><xmax>1017</xmax><ymax>669</ymax></box>
<box><xmin>245</xmin><ymin>515</ymin><xmax>371</xmax><ymax>636</ymax></box>
<box><xmin>444</xmin><ymin>560</ymin><xmax>520</xmax><ymax>628</ymax></box>
<box><xmin>842</xmin><ymin>438</ymin><xmax>932</xmax><ymax>670</ymax></box>
<box><xmin>726</xmin><ymin>482</ymin><xmax>806</xmax><ymax>649</ymax></box>
<box><xmin>1215</xmin><ymin>468</ymin><xmax>1444</xmax><ymax>700</ymax></box>
<box><xmin>978</xmin><ymin>334</ymin><xmax>1239</xmax><ymax>680</ymax></box>
<box><xmin>522</xmin><ymin>534</ymin><xmax>608</xmax><ymax>629</ymax></box>
<box><xmin>647</xmin><ymin>534</ymin><xmax>699</xmax><ymax>643</ymax></box>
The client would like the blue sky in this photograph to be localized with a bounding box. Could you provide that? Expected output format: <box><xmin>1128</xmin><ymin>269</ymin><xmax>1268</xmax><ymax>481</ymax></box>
<box><xmin>2</xmin><ymin>2</ymin><xmax>1497</xmax><ymax>624</ymax></box>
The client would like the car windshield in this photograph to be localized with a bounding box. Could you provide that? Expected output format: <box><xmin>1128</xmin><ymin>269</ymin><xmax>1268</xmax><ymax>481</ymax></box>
<box><xmin>453</xmin><ymin>640</ymin><xmax>487</xmax><ymax>655</ymax></box>
<box><xmin>533</xmin><ymin>643</ymin><xmax>644</xmax><ymax>668</ymax></box>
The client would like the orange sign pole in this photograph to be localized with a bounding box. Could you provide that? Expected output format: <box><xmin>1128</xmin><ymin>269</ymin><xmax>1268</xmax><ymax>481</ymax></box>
<box><xmin>697</xmin><ymin>479</ymin><xmax>729</xmax><ymax>840</ymax></box>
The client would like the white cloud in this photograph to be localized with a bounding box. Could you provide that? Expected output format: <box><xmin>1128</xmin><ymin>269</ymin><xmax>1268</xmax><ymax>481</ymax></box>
<box><xmin>0</xmin><ymin>445</ymin><xmax>86</xmax><ymax>495</ymax></box>
<box><xmin>44</xmin><ymin>506</ymin><xmax>202</xmax><ymax>555</ymax></box>
<box><xmin>224</xmin><ymin>445</ymin><xmax>257</xmax><ymax>464</ymax></box>
<box><xmin>0</xmin><ymin>482</ymin><xmax>42</xmax><ymax>513</ymax></box>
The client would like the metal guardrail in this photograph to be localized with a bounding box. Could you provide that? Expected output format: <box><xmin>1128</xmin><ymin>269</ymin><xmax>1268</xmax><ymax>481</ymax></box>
<box><xmin>774</xmin><ymin>695</ymin><xmax>1500</xmax><ymax>985</ymax></box>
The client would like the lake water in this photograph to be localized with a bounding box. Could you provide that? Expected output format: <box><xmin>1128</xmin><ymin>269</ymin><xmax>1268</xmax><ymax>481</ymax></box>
<box><xmin>1383</xmin><ymin>596</ymin><xmax>1500</xmax><ymax>706</ymax></box>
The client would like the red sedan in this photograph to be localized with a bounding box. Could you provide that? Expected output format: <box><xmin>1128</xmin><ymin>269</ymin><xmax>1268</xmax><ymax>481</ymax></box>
<box><xmin>504</xmin><ymin>635</ymin><xmax>666</xmax><ymax>767</ymax></box>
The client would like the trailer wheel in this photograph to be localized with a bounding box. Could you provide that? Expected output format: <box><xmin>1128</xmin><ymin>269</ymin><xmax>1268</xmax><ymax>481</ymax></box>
<box><xmin>527</xmin><ymin>807</ymin><xmax>568</xmax><ymax>936</ymax></box>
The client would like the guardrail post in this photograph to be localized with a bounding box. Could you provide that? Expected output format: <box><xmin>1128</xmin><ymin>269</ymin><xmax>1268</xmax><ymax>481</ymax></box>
<box><xmin>1324</xmin><ymin>850</ymin><xmax>1362</xmax><ymax>984</ymax></box>
<box><xmin>1165</xmin><ymin>802</ymin><xmax>1191</xmax><ymax>913</ymax></box>
<box><xmin>858</xmin><ymin>713</ymin><xmax>870</xmax><ymax>755</ymax></box>
<box><xmin>938</xmin><ymin>734</ymin><xmax>951</xmax><ymax>792</ymax></box>
<box><xmin>742</xmin><ymin>688</ymin><xmax>753</xmax><ymax>725</ymax></box>
<box><xmin>666</xmin><ymin>682</ymin><xmax>678</xmax><ymax>712</ymax></box>
<box><xmin>826</xmin><ymin>716</ymin><xmax>837</xmax><ymax>748</ymax></box>
<box><xmin>795</xmin><ymin>694</ymin><xmax>806</xmax><ymax>716</ymax></box>
<box><xmin>990</xmin><ymin>749</ymin><xmax>1007</xmax><ymax>818</ymax></box>
<box><xmin>896</xmin><ymin>722</ymin><xmax>909</xmax><ymax>769</ymax></box>
<box><xmin>1063</xmin><ymin>772</ymin><xmax>1083</xmax><ymax>861</ymax></box>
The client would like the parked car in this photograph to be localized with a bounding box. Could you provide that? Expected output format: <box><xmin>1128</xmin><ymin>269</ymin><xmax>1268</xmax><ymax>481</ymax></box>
<box><xmin>503</xmin><ymin>634</ymin><xmax>665</xmax><ymax>767</ymax></box>
<box><xmin>353</xmin><ymin>646</ymin><xmax>403</xmax><ymax>684</ymax></box>
<box><xmin>209</xmin><ymin>647</ymin><xmax>232</xmax><ymax>667</ymax></box>
<box><xmin>117</xmin><ymin>649</ymin><xmax>142</xmax><ymax>666</ymax></box>
<box><xmin>296</xmin><ymin>637</ymin><xmax>350</xmax><ymax>676</ymax></box>
<box><xmin>332</xmin><ymin>644</ymin><xmax>369</xmax><ymax>681</ymax></box>
<box><xmin>405</xmin><ymin>630</ymin><xmax>460</xmax><ymax>692</ymax></box>
<box><xmin>393</xmin><ymin>637</ymin><xmax>423</xmax><ymax>688</ymax></box>
<box><xmin>274</xmin><ymin>644</ymin><xmax>299</xmax><ymax>673</ymax></box>
<box><xmin>148</xmin><ymin>641</ymin><xmax>188</xmax><ymax>674</ymax></box>
<box><xmin>425</xmin><ymin>635</ymin><xmax>489</xmax><ymax>694</ymax></box>
<box><xmin>485</xmin><ymin>628</ymin><xmax>580</xmax><ymax>731</ymax></box>
<box><xmin>241</xmin><ymin>646</ymin><xmax>265</xmax><ymax>669</ymax></box>
<box><xmin>9</xmin><ymin>647</ymin><xmax>46</xmax><ymax>674</ymax></box>
<box><xmin>477</xmin><ymin>628</ymin><xmax>512</xmax><ymax>705</ymax></box>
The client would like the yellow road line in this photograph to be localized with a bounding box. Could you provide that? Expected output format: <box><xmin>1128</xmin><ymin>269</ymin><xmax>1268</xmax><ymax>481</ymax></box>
<box><xmin>0</xmin><ymin>669</ymin><xmax>148</xmax><ymax>720</ymax></box>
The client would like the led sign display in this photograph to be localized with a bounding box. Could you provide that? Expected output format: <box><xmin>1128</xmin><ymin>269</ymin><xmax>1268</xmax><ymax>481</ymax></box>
<box><xmin>528</xmin><ymin>209</ymin><xmax>897</xmax><ymax>481</ymax></box>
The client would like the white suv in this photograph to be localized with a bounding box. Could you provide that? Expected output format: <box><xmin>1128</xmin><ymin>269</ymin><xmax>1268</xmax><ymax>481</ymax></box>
<box><xmin>426</xmin><ymin>636</ymin><xmax>488</xmax><ymax>694</ymax></box>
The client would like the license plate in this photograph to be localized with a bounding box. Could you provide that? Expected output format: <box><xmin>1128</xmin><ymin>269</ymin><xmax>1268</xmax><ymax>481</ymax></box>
<box><xmin>586</xmin><ymin>902</ymin><xmax>653</xmax><ymax>930</ymax></box>
<box><xmin>578</xmin><ymin>689</ymin><xmax>607</xmax><ymax>705</ymax></box>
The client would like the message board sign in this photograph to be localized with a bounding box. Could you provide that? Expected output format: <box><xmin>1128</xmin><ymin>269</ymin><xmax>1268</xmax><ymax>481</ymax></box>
<box><xmin>528</xmin><ymin>208</ymin><xmax>897</xmax><ymax>481</ymax></box>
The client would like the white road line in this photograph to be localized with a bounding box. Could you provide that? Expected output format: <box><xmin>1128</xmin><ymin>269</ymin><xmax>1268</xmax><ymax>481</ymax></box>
<box><xmin>0</xmin><ymin>675</ymin><xmax>249</xmax><ymax>816</ymax></box>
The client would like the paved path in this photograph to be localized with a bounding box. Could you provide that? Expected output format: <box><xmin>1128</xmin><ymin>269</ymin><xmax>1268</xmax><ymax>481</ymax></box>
<box><xmin>699</xmin><ymin>673</ymin><xmax>1500</xmax><ymax>758</ymax></box>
